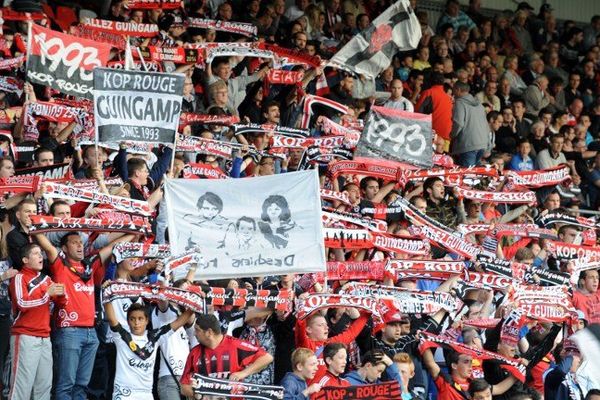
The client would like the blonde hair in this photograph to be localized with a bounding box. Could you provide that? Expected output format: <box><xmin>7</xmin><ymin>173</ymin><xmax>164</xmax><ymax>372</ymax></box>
<box><xmin>304</xmin><ymin>5</ymin><xmax>321</xmax><ymax>34</ymax></box>
<box><xmin>208</xmin><ymin>80</ymin><xmax>227</xmax><ymax>104</ymax></box>
<box><xmin>291</xmin><ymin>348</ymin><xmax>315</xmax><ymax>371</ymax></box>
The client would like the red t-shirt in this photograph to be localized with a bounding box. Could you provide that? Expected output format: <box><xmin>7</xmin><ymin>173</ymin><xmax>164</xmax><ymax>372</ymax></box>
<box><xmin>572</xmin><ymin>290</ymin><xmax>600</xmax><ymax>324</ymax></box>
<box><xmin>313</xmin><ymin>370</ymin><xmax>350</xmax><ymax>388</ymax></box>
<box><xmin>528</xmin><ymin>355</ymin><xmax>553</xmax><ymax>395</ymax></box>
<box><xmin>50</xmin><ymin>256</ymin><xmax>103</xmax><ymax>328</ymax></box>
<box><xmin>180</xmin><ymin>335</ymin><xmax>267</xmax><ymax>383</ymax></box>
<box><xmin>434</xmin><ymin>373</ymin><xmax>470</xmax><ymax>400</ymax></box>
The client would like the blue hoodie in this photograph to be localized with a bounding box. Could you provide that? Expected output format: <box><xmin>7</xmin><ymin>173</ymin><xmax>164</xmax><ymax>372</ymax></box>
<box><xmin>343</xmin><ymin>362</ymin><xmax>403</xmax><ymax>388</ymax></box>
<box><xmin>281</xmin><ymin>372</ymin><xmax>309</xmax><ymax>400</ymax></box>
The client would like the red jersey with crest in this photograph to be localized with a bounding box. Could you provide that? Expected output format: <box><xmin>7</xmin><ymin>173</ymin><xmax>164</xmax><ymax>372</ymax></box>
<box><xmin>50</xmin><ymin>256</ymin><xmax>103</xmax><ymax>328</ymax></box>
<box><xmin>180</xmin><ymin>335</ymin><xmax>267</xmax><ymax>383</ymax></box>
<box><xmin>10</xmin><ymin>268</ymin><xmax>67</xmax><ymax>337</ymax></box>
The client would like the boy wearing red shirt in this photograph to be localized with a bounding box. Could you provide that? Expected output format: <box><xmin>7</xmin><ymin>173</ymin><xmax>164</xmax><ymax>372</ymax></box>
<box><xmin>8</xmin><ymin>244</ymin><xmax>66</xmax><ymax>400</ymax></box>
<box><xmin>180</xmin><ymin>313</ymin><xmax>273</xmax><ymax>398</ymax></box>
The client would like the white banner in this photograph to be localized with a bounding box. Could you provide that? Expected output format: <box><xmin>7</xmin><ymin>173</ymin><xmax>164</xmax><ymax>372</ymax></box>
<box><xmin>330</xmin><ymin>0</ymin><xmax>420</xmax><ymax>79</ymax></box>
<box><xmin>164</xmin><ymin>171</ymin><xmax>326</xmax><ymax>278</ymax></box>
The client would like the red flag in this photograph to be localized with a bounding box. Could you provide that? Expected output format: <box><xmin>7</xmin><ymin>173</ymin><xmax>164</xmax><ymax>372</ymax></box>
<box><xmin>27</xmin><ymin>24</ymin><xmax>111</xmax><ymax>99</ymax></box>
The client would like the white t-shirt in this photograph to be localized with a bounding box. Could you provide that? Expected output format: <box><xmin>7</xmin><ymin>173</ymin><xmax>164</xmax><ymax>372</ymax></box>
<box><xmin>151</xmin><ymin>305</ymin><xmax>197</xmax><ymax>378</ymax></box>
<box><xmin>111</xmin><ymin>323</ymin><xmax>173</xmax><ymax>400</ymax></box>
<box><xmin>383</xmin><ymin>97</ymin><xmax>414</xmax><ymax>112</ymax></box>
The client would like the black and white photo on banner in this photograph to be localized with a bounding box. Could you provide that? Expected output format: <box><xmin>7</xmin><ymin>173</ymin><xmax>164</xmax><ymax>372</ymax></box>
<box><xmin>163</xmin><ymin>170</ymin><xmax>326</xmax><ymax>280</ymax></box>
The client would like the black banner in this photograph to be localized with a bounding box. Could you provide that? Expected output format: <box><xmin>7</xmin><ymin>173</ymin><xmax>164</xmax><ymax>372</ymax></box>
<box><xmin>192</xmin><ymin>374</ymin><xmax>284</xmax><ymax>400</ymax></box>
<box><xmin>15</xmin><ymin>162</ymin><xmax>71</xmax><ymax>180</ymax></box>
<box><xmin>93</xmin><ymin>68</ymin><xmax>184</xmax><ymax>144</ymax></box>
<box><xmin>313</xmin><ymin>382</ymin><xmax>401</xmax><ymax>400</ymax></box>
<box><xmin>357</xmin><ymin>106</ymin><xmax>433</xmax><ymax>168</ymax></box>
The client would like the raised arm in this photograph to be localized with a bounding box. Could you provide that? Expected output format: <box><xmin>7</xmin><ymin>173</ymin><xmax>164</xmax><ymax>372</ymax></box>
<box><xmin>170</xmin><ymin>308</ymin><xmax>195</xmax><ymax>332</ymax></box>
<box><xmin>98</xmin><ymin>234</ymin><xmax>135</xmax><ymax>265</ymax></box>
<box><xmin>421</xmin><ymin>347</ymin><xmax>440</xmax><ymax>379</ymax></box>
<box><xmin>104</xmin><ymin>299</ymin><xmax>119</xmax><ymax>327</ymax></box>
<box><xmin>34</xmin><ymin>233</ymin><xmax>59</xmax><ymax>263</ymax></box>
<box><xmin>492</xmin><ymin>375</ymin><xmax>517</xmax><ymax>395</ymax></box>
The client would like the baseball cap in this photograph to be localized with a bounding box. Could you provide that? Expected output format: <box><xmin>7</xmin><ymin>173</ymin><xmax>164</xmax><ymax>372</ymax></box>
<box><xmin>384</xmin><ymin>310</ymin><xmax>409</xmax><ymax>324</ymax></box>
<box><xmin>563</xmin><ymin>338</ymin><xmax>580</xmax><ymax>353</ymax></box>
<box><xmin>540</xmin><ymin>3</ymin><xmax>553</xmax><ymax>13</ymax></box>
<box><xmin>517</xmin><ymin>1</ymin><xmax>534</xmax><ymax>10</ymax></box>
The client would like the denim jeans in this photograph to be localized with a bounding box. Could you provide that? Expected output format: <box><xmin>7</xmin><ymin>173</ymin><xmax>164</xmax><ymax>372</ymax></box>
<box><xmin>53</xmin><ymin>327</ymin><xmax>99</xmax><ymax>400</ymax></box>
<box><xmin>456</xmin><ymin>149</ymin><xmax>485</xmax><ymax>167</ymax></box>
<box><xmin>157</xmin><ymin>375</ymin><xmax>182</xmax><ymax>400</ymax></box>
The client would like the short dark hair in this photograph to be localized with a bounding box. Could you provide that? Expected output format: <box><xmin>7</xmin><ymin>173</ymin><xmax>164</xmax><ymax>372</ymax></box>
<box><xmin>262</xmin><ymin>100</ymin><xmax>280</xmax><ymax>113</ymax></box>
<box><xmin>408</xmin><ymin>69</ymin><xmax>424</xmax><ymax>81</ymax></box>
<box><xmin>196</xmin><ymin>192</ymin><xmax>223</xmax><ymax>212</ymax></box>
<box><xmin>558</xmin><ymin>224</ymin><xmax>578</xmax><ymax>236</ymax></box>
<box><xmin>585</xmin><ymin>389</ymin><xmax>600</xmax><ymax>400</ymax></box>
<box><xmin>469</xmin><ymin>379</ymin><xmax>490</xmax><ymax>396</ymax></box>
<box><xmin>195</xmin><ymin>313</ymin><xmax>222</xmax><ymax>334</ymax></box>
<box><xmin>579</xmin><ymin>269</ymin><xmax>599</xmax><ymax>281</ymax></box>
<box><xmin>552</xmin><ymin>110</ymin><xmax>568</xmax><ymax>122</ymax></box>
<box><xmin>50</xmin><ymin>200</ymin><xmax>70</xmax><ymax>216</ymax></box>
<box><xmin>127</xmin><ymin>158</ymin><xmax>148</xmax><ymax>178</ymax></box>
<box><xmin>59</xmin><ymin>232</ymin><xmax>81</xmax><ymax>247</ymax></box>
<box><xmin>440</xmin><ymin>23</ymin><xmax>453</xmax><ymax>33</ymax></box>
<box><xmin>512</xmin><ymin>98</ymin><xmax>526</xmax><ymax>107</ymax></box>
<box><xmin>559</xmin><ymin>124</ymin><xmax>573</xmax><ymax>135</ymax></box>
<box><xmin>323</xmin><ymin>343</ymin><xmax>346</xmax><ymax>365</ymax></box>
<box><xmin>423</xmin><ymin>177</ymin><xmax>443</xmax><ymax>196</ymax></box>
<box><xmin>236</xmin><ymin>216</ymin><xmax>256</xmax><ymax>230</ymax></box>
<box><xmin>487</xmin><ymin>110</ymin><xmax>501</xmax><ymax>123</ymax></box>
<box><xmin>33</xmin><ymin>147</ymin><xmax>53</xmax><ymax>162</ymax></box>
<box><xmin>20</xmin><ymin>243</ymin><xmax>40</xmax><ymax>261</ymax></box>
<box><xmin>430</xmin><ymin>71</ymin><xmax>445</xmax><ymax>86</ymax></box>
<box><xmin>444</xmin><ymin>349</ymin><xmax>460</xmax><ymax>366</ymax></box>
<box><xmin>126</xmin><ymin>303</ymin><xmax>148</xmax><ymax>320</ymax></box>
<box><xmin>211</xmin><ymin>57</ymin><xmax>230</xmax><ymax>71</ymax></box>
<box><xmin>361</xmin><ymin>351</ymin><xmax>386</xmax><ymax>367</ymax></box>
<box><xmin>360</xmin><ymin>176</ymin><xmax>378</xmax><ymax>191</ymax></box>
<box><xmin>355</xmin><ymin>13</ymin><xmax>368</xmax><ymax>25</ymax></box>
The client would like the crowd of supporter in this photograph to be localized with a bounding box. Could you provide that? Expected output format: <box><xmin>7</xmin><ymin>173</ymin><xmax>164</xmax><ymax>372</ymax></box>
<box><xmin>0</xmin><ymin>0</ymin><xmax>599</xmax><ymax>399</ymax></box>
